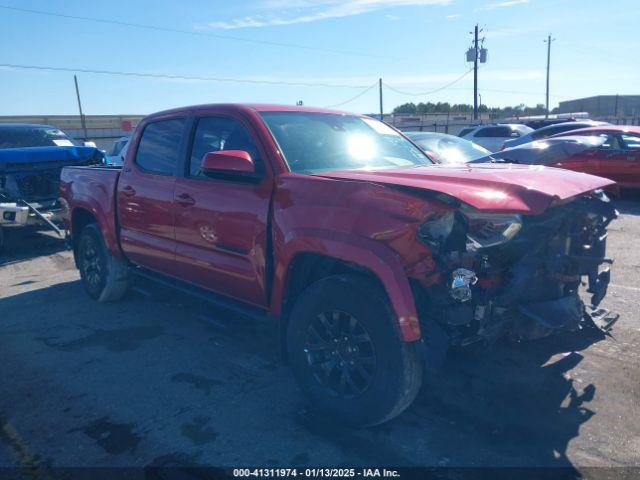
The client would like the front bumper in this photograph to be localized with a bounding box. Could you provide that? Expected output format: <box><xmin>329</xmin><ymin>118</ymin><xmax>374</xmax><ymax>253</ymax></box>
<box><xmin>0</xmin><ymin>201</ymin><xmax>63</xmax><ymax>228</ymax></box>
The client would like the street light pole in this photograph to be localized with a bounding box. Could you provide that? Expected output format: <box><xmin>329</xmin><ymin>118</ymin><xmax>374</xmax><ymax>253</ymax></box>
<box><xmin>473</xmin><ymin>24</ymin><xmax>479</xmax><ymax>120</ymax></box>
<box><xmin>544</xmin><ymin>34</ymin><xmax>555</xmax><ymax>118</ymax></box>
<box><xmin>379</xmin><ymin>78</ymin><xmax>383</xmax><ymax>121</ymax></box>
<box><xmin>74</xmin><ymin>75</ymin><xmax>88</xmax><ymax>141</ymax></box>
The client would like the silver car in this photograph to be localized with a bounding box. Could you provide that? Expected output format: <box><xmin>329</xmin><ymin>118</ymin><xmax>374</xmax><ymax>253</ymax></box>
<box><xmin>458</xmin><ymin>123</ymin><xmax>534</xmax><ymax>152</ymax></box>
<box><xmin>502</xmin><ymin>121</ymin><xmax>610</xmax><ymax>150</ymax></box>
<box><xmin>405</xmin><ymin>132</ymin><xmax>490</xmax><ymax>163</ymax></box>
<box><xmin>105</xmin><ymin>136</ymin><xmax>130</xmax><ymax>166</ymax></box>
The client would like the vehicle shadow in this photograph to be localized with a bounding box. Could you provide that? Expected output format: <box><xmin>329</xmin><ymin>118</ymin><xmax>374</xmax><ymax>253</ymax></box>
<box><xmin>402</xmin><ymin>329</ymin><xmax>605</xmax><ymax>469</ymax></box>
<box><xmin>0</xmin><ymin>277</ymin><xmax>606</xmax><ymax>471</ymax></box>
<box><xmin>614</xmin><ymin>199</ymin><xmax>640</xmax><ymax>216</ymax></box>
<box><xmin>0</xmin><ymin>229</ymin><xmax>66</xmax><ymax>266</ymax></box>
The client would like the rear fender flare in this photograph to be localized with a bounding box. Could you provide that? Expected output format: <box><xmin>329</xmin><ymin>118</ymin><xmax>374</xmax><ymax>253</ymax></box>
<box><xmin>70</xmin><ymin>196</ymin><xmax>122</xmax><ymax>260</ymax></box>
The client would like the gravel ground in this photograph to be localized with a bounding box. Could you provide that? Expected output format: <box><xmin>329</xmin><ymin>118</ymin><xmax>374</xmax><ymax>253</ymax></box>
<box><xmin>0</xmin><ymin>201</ymin><xmax>639</xmax><ymax>475</ymax></box>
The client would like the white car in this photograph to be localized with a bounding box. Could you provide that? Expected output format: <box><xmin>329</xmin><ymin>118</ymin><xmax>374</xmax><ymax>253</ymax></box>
<box><xmin>105</xmin><ymin>136</ymin><xmax>130</xmax><ymax>166</ymax></box>
<box><xmin>458</xmin><ymin>124</ymin><xmax>534</xmax><ymax>152</ymax></box>
<box><xmin>404</xmin><ymin>132</ymin><xmax>490</xmax><ymax>163</ymax></box>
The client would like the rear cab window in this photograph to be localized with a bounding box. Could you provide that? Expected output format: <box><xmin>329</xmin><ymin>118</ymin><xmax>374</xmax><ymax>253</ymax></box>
<box><xmin>135</xmin><ymin>118</ymin><xmax>185</xmax><ymax>175</ymax></box>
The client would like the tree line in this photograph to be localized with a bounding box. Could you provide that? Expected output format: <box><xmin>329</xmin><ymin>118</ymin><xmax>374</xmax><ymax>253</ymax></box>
<box><xmin>392</xmin><ymin>102</ymin><xmax>553</xmax><ymax>117</ymax></box>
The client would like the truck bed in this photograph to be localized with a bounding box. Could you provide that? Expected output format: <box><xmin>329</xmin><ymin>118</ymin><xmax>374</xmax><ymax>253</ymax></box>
<box><xmin>60</xmin><ymin>165</ymin><xmax>122</xmax><ymax>256</ymax></box>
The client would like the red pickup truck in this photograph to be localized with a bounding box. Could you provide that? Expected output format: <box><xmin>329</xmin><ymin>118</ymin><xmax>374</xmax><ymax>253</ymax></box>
<box><xmin>60</xmin><ymin>104</ymin><xmax>617</xmax><ymax>426</ymax></box>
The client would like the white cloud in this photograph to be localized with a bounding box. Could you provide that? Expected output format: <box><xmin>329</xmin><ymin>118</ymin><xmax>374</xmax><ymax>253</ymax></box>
<box><xmin>385</xmin><ymin>14</ymin><xmax>401</xmax><ymax>20</ymax></box>
<box><xmin>478</xmin><ymin>0</ymin><xmax>530</xmax><ymax>11</ymax></box>
<box><xmin>445</xmin><ymin>13</ymin><xmax>460</xmax><ymax>19</ymax></box>
<box><xmin>196</xmin><ymin>0</ymin><xmax>451</xmax><ymax>30</ymax></box>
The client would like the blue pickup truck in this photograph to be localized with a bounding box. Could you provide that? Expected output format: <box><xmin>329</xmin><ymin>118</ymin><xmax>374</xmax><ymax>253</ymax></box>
<box><xmin>0</xmin><ymin>123</ymin><xmax>104</xmax><ymax>252</ymax></box>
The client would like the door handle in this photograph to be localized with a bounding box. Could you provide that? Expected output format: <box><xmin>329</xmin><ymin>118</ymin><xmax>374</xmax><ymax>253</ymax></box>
<box><xmin>176</xmin><ymin>193</ymin><xmax>196</xmax><ymax>207</ymax></box>
<box><xmin>122</xmin><ymin>185</ymin><xmax>136</xmax><ymax>197</ymax></box>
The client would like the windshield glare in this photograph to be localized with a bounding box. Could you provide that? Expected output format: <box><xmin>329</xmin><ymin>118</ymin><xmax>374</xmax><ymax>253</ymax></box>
<box><xmin>0</xmin><ymin>126</ymin><xmax>75</xmax><ymax>149</ymax></box>
<box><xmin>260</xmin><ymin>112</ymin><xmax>432</xmax><ymax>174</ymax></box>
<box><xmin>409</xmin><ymin>134</ymin><xmax>490</xmax><ymax>163</ymax></box>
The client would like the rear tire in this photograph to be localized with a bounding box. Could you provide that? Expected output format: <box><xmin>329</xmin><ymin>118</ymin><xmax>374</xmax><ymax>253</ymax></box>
<box><xmin>287</xmin><ymin>274</ymin><xmax>423</xmax><ymax>426</ymax></box>
<box><xmin>77</xmin><ymin>223</ymin><xmax>130</xmax><ymax>302</ymax></box>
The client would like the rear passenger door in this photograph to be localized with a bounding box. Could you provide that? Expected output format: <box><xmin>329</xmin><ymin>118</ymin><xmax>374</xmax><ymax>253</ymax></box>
<box><xmin>117</xmin><ymin>116</ymin><xmax>188</xmax><ymax>275</ymax></box>
<box><xmin>587</xmin><ymin>133</ymin><xmax>627</xmax><ymax>182</ymax></box>
<box><xmin>602</xmin><ymin>133</ymin><xmax>640</xmax><ymax>187</ymax></box>
<box><xmin>172</xmin><ymin>114</ymin><xmax>274</xmax><ymax>307</ymax></box>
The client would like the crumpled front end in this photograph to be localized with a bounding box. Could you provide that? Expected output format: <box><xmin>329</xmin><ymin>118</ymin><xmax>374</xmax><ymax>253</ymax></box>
<box><xmin>0</xmin><ymin>147</ymin><xmax>102</xmax><ymax>230</ymax></box>
<box><xmin>413</xmin><ymin>190</ymin><xmax>618</xmax><ymax>355</ymax></box>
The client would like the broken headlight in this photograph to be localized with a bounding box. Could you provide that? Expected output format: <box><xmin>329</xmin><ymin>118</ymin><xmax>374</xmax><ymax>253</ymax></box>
<box><xmin>418</xmin><ymin>211</ymin><xmax>456</xmax><ymax>247</ymax></box>
<box><xmin>464</xmin><ymin>211</ymin><xmax>522</xmax><ymax>248</ymax></box>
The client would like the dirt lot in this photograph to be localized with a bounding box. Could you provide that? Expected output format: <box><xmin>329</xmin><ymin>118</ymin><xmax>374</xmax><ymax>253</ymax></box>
<box><xmin>1</xmin><ymin>202</ymin><xmax>639</xmax><ymax>474</ymax></box>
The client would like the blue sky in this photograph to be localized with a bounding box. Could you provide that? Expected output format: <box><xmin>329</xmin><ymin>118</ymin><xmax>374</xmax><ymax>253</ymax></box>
<box><xmin>0</xmin><ymin>0</ymin><xmax>638</xmax><ymax>115</ymax></box>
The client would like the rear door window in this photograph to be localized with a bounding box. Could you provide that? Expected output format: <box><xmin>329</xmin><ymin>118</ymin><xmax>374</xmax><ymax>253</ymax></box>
<box><xmin>596</xmin><ymin>133</ymin><xmax>623</xmax><ymax>150</ymax></box>
<box><xmin>135</xmin><ymin>119</ymin><xmax>185</xmax><ymax>175</ymax></box>
<box><xmin>621</xmin><ymin>134</ymin><xmax>640</xmax><ymax>151</ymax></box>
<box><xmin>474</xmin><ymin>127</ymin><xmax>511</xmax><ymax>138</ymax></box>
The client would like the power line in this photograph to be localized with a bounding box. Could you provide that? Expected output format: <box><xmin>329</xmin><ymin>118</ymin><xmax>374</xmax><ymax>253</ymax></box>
<box><xmin>474</xmin><ymin>87</ymin><xmax>563</xmax><ymax>98</ymax></box>
<box><xmin>383</xmin><ymin>68</ymin><xmax>474</xmax><ymax>97</ymax></box>
<box><xmin>0</xmin><ymin>4</ymin><xmax>396</xmax><ymax>60</ymax></box>
<box><xmin>324</xmin><ymin>81</ymin><xmax>378</xmax><ymax>108</ymax></box>
<box><xmin>0</xmin><ymin>62</ymin><xmax>371</xmax><ymax>89</ymax></box>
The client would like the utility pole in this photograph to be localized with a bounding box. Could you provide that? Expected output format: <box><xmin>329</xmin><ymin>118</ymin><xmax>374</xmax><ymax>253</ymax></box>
<box><xmin>466</xmin><ymin>25</ymin><xmax>486</xmax><ymax>120</ymax></box>
<box><xmin>74</xmin><ymin>75</ymin><xmax>88</xmax><ymax>141</ymax></box>
<box><xmin>473</xmin><ymin>24</ymin><xmax>479</xmax><ymax>120</ymax></box>
<box><xmin>379</xmin><ymin>78</ymin><xmax>383</xmax><ymax>121</ymax></box>
<box><xmin>544</xmin><ymin>34</ymin><xmax>555</xmax><ymax>118</ymax></box>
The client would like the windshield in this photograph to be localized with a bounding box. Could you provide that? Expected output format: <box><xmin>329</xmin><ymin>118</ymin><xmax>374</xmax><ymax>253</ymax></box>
<box><xmin>109</xmin><ymin>139</ymin><xmax>129</xmax><ymax>156</ymax></box>
<box><xmin>0</xmin><ymin>126</ymin><xmax>75</xmax><ymax>149</ymax></box>
<box><xmin>260</xmin><ymin>112</ymin><xmax>432</xmax><ymax>174</ymax></box>
<box><xmin>408</xmin><ymin>134</ymin><xmax>490</xmax><ymax>163</ymax></box>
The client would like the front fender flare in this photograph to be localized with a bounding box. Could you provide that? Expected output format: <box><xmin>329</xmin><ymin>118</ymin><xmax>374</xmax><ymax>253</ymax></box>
<box><xmin>270</xmin><ymin>228</ymin><xmax>421</xmax><ymax>342</ymax></box>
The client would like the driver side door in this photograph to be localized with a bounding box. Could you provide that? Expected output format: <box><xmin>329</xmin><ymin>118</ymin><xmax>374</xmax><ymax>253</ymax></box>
<box><xmin>172</xmin><ymin>114</ymin><xmax>273</xmax><ymax>308</ymax></box>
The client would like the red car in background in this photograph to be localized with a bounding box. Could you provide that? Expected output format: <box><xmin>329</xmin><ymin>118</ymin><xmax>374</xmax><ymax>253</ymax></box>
<box><xmin>552</xmin><ymin>126</ymin><xmax>640</xmax><ymax>190</ymax></box>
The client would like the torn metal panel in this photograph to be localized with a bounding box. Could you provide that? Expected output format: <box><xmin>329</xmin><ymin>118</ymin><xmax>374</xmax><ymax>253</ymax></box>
<box><xmin>413</xmin><ymin>190</ymin><xmax>618</xmax><ymax>347</ymax></box>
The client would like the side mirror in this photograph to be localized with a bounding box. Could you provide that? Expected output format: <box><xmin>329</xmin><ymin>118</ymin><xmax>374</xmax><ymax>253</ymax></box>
<box><xmin>201</xmin><ymin>150</ymin><xmax>255</xmax><ymax>174</ymax></box>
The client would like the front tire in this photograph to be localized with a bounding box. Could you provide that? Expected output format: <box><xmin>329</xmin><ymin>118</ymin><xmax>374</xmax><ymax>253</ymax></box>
<box><xmin>77</xmin><ymin>223</ymin><xmax>130</xmax><ymax>302</ymax></box>
<box><xmin>287</xmin><ymin>274</ymin><xmax>423</xmax><ymax>426</ymax></box>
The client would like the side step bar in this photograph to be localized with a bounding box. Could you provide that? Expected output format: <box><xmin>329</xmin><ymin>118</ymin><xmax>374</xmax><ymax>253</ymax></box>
<box><xmin>131</xmin><ymin>267</ymin><xmax>269</xmax><ymax>322</ymax></box>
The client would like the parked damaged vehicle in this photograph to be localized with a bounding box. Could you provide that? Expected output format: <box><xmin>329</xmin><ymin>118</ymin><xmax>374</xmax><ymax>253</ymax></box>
<box><xmin>60</xmin><ymin>104</ymin><xmax>618</xmax><ymax>426</ymax></box>
<box><xmin>0</xmin><ymin>124</ymin><xmax>104</xmax><ymax>252</ymax></box>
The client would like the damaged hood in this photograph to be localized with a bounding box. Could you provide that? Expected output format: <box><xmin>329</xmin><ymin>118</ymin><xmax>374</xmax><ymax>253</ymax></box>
<box><xmin>318</xmin><ymin>163</ymin><xmax>615</xmax><ymax>214</ymax></box>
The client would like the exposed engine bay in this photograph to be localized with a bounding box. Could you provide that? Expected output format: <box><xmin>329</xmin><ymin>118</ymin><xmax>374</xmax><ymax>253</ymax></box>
<box><xmin>414</xmin><ymin>190</ymin><xmax>618</xmax><ymax>353</ymax></box>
